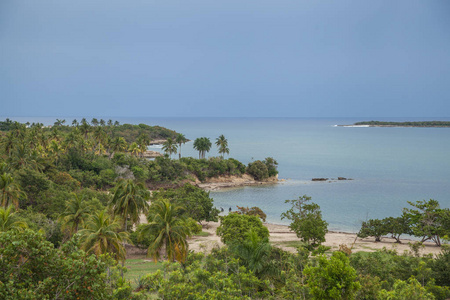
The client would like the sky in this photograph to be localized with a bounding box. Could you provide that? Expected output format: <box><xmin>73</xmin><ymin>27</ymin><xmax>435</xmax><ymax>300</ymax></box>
<box><xmin>1</xmin><ymin>0</ymin><xmax>450</xmax><ymax>118</ymax></box>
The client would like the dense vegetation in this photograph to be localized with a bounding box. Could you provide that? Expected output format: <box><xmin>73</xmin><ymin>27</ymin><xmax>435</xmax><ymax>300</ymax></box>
<box><xmin>1</xmin><ymin>118</ymin><xmax>449</xmax><ymax>299</ymax></box>
<box><xmin>353</xmin><ymin>120</ymin><xmax>450</xmax><ymax>127</ymax></box>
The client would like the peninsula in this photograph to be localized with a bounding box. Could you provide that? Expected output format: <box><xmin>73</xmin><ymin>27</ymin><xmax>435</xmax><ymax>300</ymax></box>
<box><xmin>340</xmin><ymin>120</ymin><xmax>450</xmax><ymax>127</ymax></box>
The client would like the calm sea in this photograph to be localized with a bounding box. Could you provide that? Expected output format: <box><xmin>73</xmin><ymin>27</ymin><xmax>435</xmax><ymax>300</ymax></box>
<box><xmin>8</xmin><ymin>117</ymin><xmax>450</xmax><ymax>232</ymax></box>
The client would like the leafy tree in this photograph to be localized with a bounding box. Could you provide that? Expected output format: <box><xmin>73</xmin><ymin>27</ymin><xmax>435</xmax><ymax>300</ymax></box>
<box><xmin>193</xmin><ymin>137</ymin><xmax>212</xmax><ymax>159</ymax></box>
<box><xmin>215</xmin><ymin>134</ymin><xmax>229</xmax><ymax>158</ymax></box>
<box><xmin>140</xmin><ymin>199</ymin><xmax>191</xmax><ymax>262</ymax></box>
<box><xmin>304</xmin><ymin>251</ymin><xmax>361</xmax><ymax>300</ymax></box>
<box><xmin>175</xmin><ymin>133</ymin><xmax>187</xmax><ymax>159</ymax></box>
<box><xmin>384</xmin><ymin>215</ymin><xmax>412</xmax><ymax>243</ymax></box>
<box><xmin>247</xmin><ymin>160</ymin><xmax>269</xmax><ymax>180</ymax></box>
<box><xmin>151</xmin><ymin>184</ymin><xmax>219</xmax><ymax>224</ymax></box>
<box><xmin>216</xmin><ymin>213</ymin><xmax>269</xmax><ymax>245</ymax></box>
<box><xmin>263</xmin><ymin>157</ymin><xmax>279</xmax><ymax>177</ymax></box>
<box><xmin>79</xmin><ymin>210</ymin><xmax>129</xmax><ymax>262</ymax></box>
<box><xmin>281</xmin><ymin>195</ymin><xmax>328</xmax><ymax>248</ymax></box>
<box><xmin>357</xmin><ymin>218</ymin><xmax>389</xmax><ymax>242</ymax></box>
<box><xmin>404</xmin><ymin>199</ymin><xmax>446</xmax><ymax>246</ymax></box>
<box><xmin>0</xmin><ymin>229</ymin><xmax>113</xmax><ymax>299</ymax></box>
<box><xmin>378</xmin><ymin>277</ymin><xmax>435</xmax><ymax>300</ymax></box>
<box><xmin>0</xmin><ymin>205</ymin><xmax>27</xmax><ymax>232</ymax></box>
<box><xmin>235</xmin><ymin>205</ymin><xmax>267</xmax><ymax>222</ymax></box>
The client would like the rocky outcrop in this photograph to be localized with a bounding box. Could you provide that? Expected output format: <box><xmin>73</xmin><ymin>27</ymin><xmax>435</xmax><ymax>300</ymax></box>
<box><xmin>142</xmin><ymin>150</ymin><xmax>163</xmax><ymax>158</ymax></box>
<box><xmin>312</xmin><ymin>178</ymin><xmax>328</xmax><ymax>181</ymax></box>
<box><xmin>197</xmin><ymin>174</ymin><xmax>279</xmax><ymax>191</ymax></box>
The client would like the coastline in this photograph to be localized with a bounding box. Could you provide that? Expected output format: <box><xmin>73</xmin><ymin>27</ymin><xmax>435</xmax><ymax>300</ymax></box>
<box><xmin>187</xmin><ymin>222</ymin><xmax>444</xmax><ymax>256</ymax></box>
<box><xmin>197</xmin><ymin>174</ymin><xmax>280</xmax><ymax>191</ymax></box>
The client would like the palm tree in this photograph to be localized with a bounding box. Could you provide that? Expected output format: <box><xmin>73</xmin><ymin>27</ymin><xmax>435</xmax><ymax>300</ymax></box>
<box><xmin>128</xmin><ymin>142</ymin><xmax>140</xmax><ymax>157</ymax></box>
<box><xmin>110</xmin><ymin>137</ymin><xmax>128</xmax><ymax>157</ymax></box>
<box><xmin>175</xmin><ymin>133</ymin><xmax>187</xmax><ymax>159</ymax></box>
<box><xmin>8</xmin><ymin>144</ymin><xmax>42</xmax><ymax>171</ymax></box>
<box><xmin>140</xmin><ymin>199</ymin><xmax>191</xmax><ymax>262</ymax></box>
<box><xmin>79</xmin><ymin>121</ymin><xmax>91</xmax><ymax>139</ymax></box>
<box><xmin>0</xmin><ymin>173</ymin><xmax>25</xmax><ymax>209</ymax></box>
<box><xmin>0</xmin><ymin>205</ymin><xmax>27</xmax><ymax>232</ymax></box>
<box><xmin>229</xmin><ymin>230</ymin><xmax>272</xmax><ymax>276</ymax></box>
<box><xmin>1</xmin><ymin>132</ymin><xmax>15</xmax><ymax>156</ymax></box>
<box><xmin>137</xmin><ymin>134</ymin><xmax>151</xmax><ymax>158</ymax></box>
<box><xmin>193</xmin><ymin>137</ymin><xmax>212</xmax><ymax>159</ymax></box>
<box><xmin>215</xmin><ymin>135</ymin><xmax>229</xmax><ymax>158</ymax></box>
<box><xmin>162</xmin><ymin>138</ymin><xmax>178</xmax><ymax>158</ymax></box>
<box><xmin>59</xmin><ymin>194</ymin><xmax>92</xmax><ymax>235</ymax></box>
<box><xmin>79</xmin><ymin>210</ymin><xmax>129</xmax><ymax>262</ymax></box>
<box><xmin>110</xmin><ymin>179</ymin><xmax>150</xmax><ymax>231</ymax></box>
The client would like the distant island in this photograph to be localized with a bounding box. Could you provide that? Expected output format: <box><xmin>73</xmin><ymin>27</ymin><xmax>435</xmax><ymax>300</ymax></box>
<box><xmin>340</xmin><ymin>121</ymin><xmax>450</xmax><ymax>127</ymax></box>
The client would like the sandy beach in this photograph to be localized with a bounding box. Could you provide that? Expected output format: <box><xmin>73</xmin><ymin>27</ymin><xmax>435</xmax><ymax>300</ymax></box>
<box><xmin>187</xmin><ymin>221</ymin><xmax>443</xmax><ymax>256</ymax></box>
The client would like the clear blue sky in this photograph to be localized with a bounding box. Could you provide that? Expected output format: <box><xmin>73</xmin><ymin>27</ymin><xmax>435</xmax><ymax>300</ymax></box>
<box><xmin>1</xmin><ymin>0</ymin><xmax>450</xmax><ymax>118</ymax></box>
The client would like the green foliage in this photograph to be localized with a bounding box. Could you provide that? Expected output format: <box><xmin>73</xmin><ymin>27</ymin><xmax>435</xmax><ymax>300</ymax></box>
<box><xmin>151</xmin><ymin>183</ymin><xmax>219</xmax><ymax>224</ymax></box>
<box><xmin>235</xmin><ymin>205</ymin><xmax>267</xmax><ymax>222</ymax></box>
<box><xmin>349</xmin><ymin>248</ymin><xmax>437</xmax><ymax>291</ymax></box>
<box><xmin>431</xmin><ymin>246</ymin><xmax>450</xmax><ymax>287</ymax></box>
<box><xmin>228</xmin><ymin>230</ymin><xmax>272</xmax><ymax>276</ymax></box>
<box><xmin>139</xmin><ymin>253</ymin><xmax>273</xmax><ymax>299</ymax></box>
<box><xmin>216</xmin><ymin>213</ymin><xmax>269</xmax><ymax>245</ymax></box>
<box><xmin>378</xmin><ymin>277</ymin><xmax>435</xmax><ymax>300</ymax></box>
<box><xmin>193</xmin><ymin>137</ymin><xmax>212</xmax><ymax>159</ymax></box>
<box><xmin>357</xmin><ymin>218</ymin><xmax>389</xmax><ymax>242</ymax></box>
<box><xmin>281</xmin><ymin>195</ymin><xmax>328</xmax><ymax>248</ymax></box>
<box><xmin>247</xmin><ymin>160</ymin><xmax>269</xmax><ymax>180</ymax></box>
<box><xmin>0</xmin><ymin>229</ymin><xmax>113</xmax><ymax>299</ymax></box>
<box><xmin>404</xmin><ymin>199</ymin><xmax>448</xmax><ymax>246</ymax></box>
<box><xmin>263</xmin><ymin>157</ymin><xmax>279</xmax><ymax>177</ymax></box>
<box><xmin>141</xmin><ymin>199</ymin><xmax>191</xmax><ymax>262</ymax></box>
<box><xmin>0</xmin><ymin>205</ymin><xmax>27</xmax><ymax>232</ymax></box>
<box><xmin>304</xmin><ymin>251</ymin><xmax>361</xmax><ymax>300</ymax></box>
<box><xmin>354</xmin><ymin>120</ymin><xmax>450</xmax><ymax>127</ymax></box>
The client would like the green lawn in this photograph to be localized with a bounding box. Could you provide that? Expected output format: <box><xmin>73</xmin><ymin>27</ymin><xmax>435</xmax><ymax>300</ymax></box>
<box><xmin>193</xmin><ymin>231</ymin><xmax>210</xmax><ymax>237</ymax></box>
<box><xmin>124</xmin><ymin>259</ymin><xmax>164</xmax><ymax>285</ymax></box>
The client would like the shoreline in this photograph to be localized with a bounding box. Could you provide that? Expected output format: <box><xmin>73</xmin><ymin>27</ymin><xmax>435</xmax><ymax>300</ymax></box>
<box><xmin>187</xmin><ymin>222</ymin><xmax>444</xmax><ymax>256</ymax></box>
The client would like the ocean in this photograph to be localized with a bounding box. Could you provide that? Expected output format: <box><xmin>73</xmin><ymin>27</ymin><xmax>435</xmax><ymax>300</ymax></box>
<box><xmin>8</xmin><ymin>117</ymin><xmax>450</xmax><ymax>232</ymax></box>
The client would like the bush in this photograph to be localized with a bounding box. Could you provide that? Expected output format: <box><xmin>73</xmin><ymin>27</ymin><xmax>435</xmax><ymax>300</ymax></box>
<box><xmin>216</xmin><ymin>213</ymin><xmax>269</xmax><ymax>245</ymax></box>
<box><xmin>247</xmin><ymin>160</ymin><xmax>269</xmax><ymax>180</ymax></box>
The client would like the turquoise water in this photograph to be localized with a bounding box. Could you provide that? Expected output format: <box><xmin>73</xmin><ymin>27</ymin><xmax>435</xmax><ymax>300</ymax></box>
<box><xmin>8</xmin><ymin>117</ymin><xmax>450</xmax><ymax>232</ymax></box>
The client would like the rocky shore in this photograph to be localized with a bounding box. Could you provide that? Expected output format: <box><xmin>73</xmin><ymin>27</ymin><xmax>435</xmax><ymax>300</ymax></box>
<box><xmin>197</xmin><ymin>174</ymin><xmax>280</xmax><ymax>191</ymax></box>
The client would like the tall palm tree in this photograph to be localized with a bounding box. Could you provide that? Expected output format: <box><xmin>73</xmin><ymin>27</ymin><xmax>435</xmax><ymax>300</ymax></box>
<box><xmin>110</xmin><ymin>179</ymin><xmax>150</xmax><ymax>231</ymax></box>
<box><xmin>58</xmin><ymin>194</ymin><xmax>92</xmax><ymax>235</ymax></box>
<box><xmin>0</xmin><ymin>205</ymin><xmax>27</xmax><ymax>232</ymax></box>
<box><xmin>162</xmin><ymin>138</ymin><xmax>178</xmax><ymax>158</ymax></box>
<box><xmin>193</xmin><ymin>137</ymin><xmax>212</xmax><ymax>159</ymax></box>
<box><xmin>175</xmin><ymin>133</ymin><xmax>187</xmax><ymax>159</ymax></box>
<box><xmin>128</xmin><ymin>142</ymin><xmax>140</xmax><ymax>157</ymax></box>
<box><xmin>0</xmin><ymin>173</ymin><xmax>25</xmax><ymax>209</ymax></box>
<box><xmin>140</xmin><ymin>199</ymin><xmax>191</xmax><ymax>262</ymax></box>
<box><xmin>215</xmin><ymin>135</ymin><xmax>229</xmax><ymax>158</ymax></box>
<box><xmin>110</xmin><ymin>137</ymin><xmax>128</xmax><ymax>157</ymax></box>
<box><xmin>79</xmin><ymin>210</ymin><xmax>129</xmax><ymax>262</ymax></box>
<box><xmin>137</xmin><ymin>134</ymin><xmax>151</xmax><ymax>158</ymax></box>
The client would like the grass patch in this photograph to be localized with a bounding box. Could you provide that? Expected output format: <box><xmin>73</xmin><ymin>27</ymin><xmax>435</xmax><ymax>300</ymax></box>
<box><xmin>272</xmin><ymin>240</ymin><xmax>304</xmax><ymax>248</ymax></box>
<box><xmin>124</xmin><ymin>259</ymin><xmax>164</xmax><ymax>285</ymax></box>
<box><xmin>193</xmin><ymin>231</ymin><xmax>210</xmax><ymax>237</ymax></box>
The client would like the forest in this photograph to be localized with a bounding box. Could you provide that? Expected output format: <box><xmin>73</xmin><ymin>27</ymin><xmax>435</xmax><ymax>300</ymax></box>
<box><xmin>0</xmin><ymin>118</ymin><xmax>449</xmax><ymax>299</ymax></box>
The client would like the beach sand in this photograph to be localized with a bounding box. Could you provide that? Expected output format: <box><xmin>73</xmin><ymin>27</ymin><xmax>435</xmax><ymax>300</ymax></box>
<box><xmin>188</xmin><ymin>222</ymin><xmax>443</xmax><ymax>256</ymax></box>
